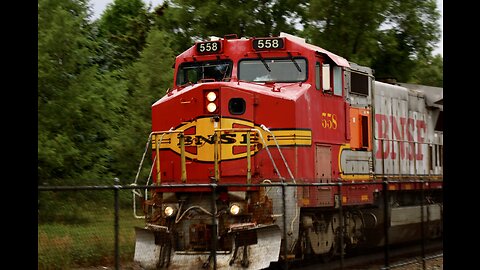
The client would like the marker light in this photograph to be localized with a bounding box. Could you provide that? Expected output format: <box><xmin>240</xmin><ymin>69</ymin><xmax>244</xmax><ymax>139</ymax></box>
<box><xmin>207</xmin><ymin>102</ymin><xmax>217</xmax><ymax>112</ymax></box>
<box><xmin>207</xmin><ymin>91</ymin><xmax>217</xmax><ymax>102</ymax></box>
<box><xmin>164</xmin><ymin>206</ymin><xmax>175</xmax><ymax>217</ymax></box>
<box><xmin>229</xmin><ymin>204</ymin><xmax>241</xmax><ymax>215</ymax></box>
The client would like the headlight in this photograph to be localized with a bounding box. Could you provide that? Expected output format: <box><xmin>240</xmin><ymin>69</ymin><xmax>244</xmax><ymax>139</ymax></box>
<box><xmin>163</xmin><ymin>204</ymin><xmax>178</xmax><ymax>217</ymax></box>
<box><xmin>229</xmin><ymin>204</ymin><xmax>241</xmax><ymax>215</ymax></box>
<box><xmin>164</xmin><ymin>206</ymin><xmax>175</xmax><ymax>217</ymax></box>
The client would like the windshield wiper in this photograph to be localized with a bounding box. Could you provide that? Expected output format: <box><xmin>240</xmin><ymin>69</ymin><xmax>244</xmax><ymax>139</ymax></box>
<box><xmin>256</xmin><ymin>52</ymin><xmax>271</xmax><ymax>72</ymax></box>
<box><xmin>287</xmin><ymin>52</ymin><xmax>302</xmax><ymax>72</ymax></box>
<box><xmin>222</xmin><ymin>64</ymin><xmax>230</xmax><ymax>81</ymax></box>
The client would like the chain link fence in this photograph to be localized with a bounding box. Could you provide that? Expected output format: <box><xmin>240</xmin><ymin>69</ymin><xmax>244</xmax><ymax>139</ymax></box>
<box><xmin>38</xmin><ymin>182</ymin><xmax>144</xmax><ymax>270</ymax></box>
<box><xmin>38</xmin><ymin>181</ymin><xmax>442</xmax><ymax>270</ymax></box>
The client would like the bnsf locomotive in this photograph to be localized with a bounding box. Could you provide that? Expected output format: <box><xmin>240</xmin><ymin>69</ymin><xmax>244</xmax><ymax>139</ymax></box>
<box><xmin>132</xmin><ymin>33</ymin><xmax>443</xmax><ymax>269</ymax></box>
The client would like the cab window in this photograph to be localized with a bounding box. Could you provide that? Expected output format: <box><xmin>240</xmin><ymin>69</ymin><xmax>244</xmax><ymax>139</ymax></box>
<box><xmin>176</xmin><ymin>60</ymin><xmax>232</xmax><ymax>86</ymax></box>
<box><xmin>333</xmin><ymin>66</ymin><xmax>342</xmax><ymax>96</ymax></box>
<box><xmin>238</xmin><ymin>58</ymin><xmax>307</xmax><ymax>82</ymax></box>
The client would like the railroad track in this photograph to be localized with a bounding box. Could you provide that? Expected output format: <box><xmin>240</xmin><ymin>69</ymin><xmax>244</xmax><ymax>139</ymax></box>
<box><xmin>268</xmin><ymin>239</ymin><xmax>443</xmax><ymax>270</ymax></box>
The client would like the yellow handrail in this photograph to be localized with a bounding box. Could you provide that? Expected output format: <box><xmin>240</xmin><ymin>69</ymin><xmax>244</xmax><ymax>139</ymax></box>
<box><xmin>213</xmin><ymin>128</ymin><xmax>268</xmax><ymax>182</ymax></box>
<box><xmin>152</xmin><ymin>130</ymin><xmax>186</xmax><ymax>184</ymax></box>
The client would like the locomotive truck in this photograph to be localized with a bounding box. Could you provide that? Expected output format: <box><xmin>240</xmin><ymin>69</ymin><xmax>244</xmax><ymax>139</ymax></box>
<box><xmin>131</xmin><ymin>33</ymin><xmax>443</xmax><ymax>269</ymax></box>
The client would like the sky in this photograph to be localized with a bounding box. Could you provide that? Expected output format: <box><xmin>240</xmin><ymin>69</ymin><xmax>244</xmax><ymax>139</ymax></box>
<box><xmin>89</xmin><ymin>0</ymin><xmax>443</xmax><ymax>56</ymax></box>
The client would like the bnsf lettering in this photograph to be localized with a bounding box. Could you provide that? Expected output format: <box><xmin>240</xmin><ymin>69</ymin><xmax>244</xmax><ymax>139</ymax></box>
<box><xmin>179</xmin><ymin>133</ymin><xmax>256</xmax><ymax>146</ymax></box>
<box><xmin>375</xmin><ymin>114</ymin><xmax>426</xmax><ymax>161</ymax></box>
<box><xmin>221</xmin><ymin>134</ymin><xmax>237</xmax><ymax>144</ymax></box>
<box><xmin>180</xmin><ymin>135</ymin><xmax>214</xmax><ymax>146</ymax></box>
<box><xmin>239</xmin><ymin>133</ymin><xmax>260</xmax><ymax>144</ymax></box>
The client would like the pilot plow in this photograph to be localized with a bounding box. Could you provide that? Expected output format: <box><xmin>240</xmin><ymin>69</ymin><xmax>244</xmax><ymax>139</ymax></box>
<box><xmin>134</xmin><ymin>224</ymin><xmax>282</xmax><ymax>269</ymax></box>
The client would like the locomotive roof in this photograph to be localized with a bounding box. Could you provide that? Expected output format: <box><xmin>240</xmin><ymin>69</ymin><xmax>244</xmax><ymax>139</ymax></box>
<box><xmin>177</xmin><ymin>33</ymin><xmax>350</xmax><ymax>68</ymax></box>
<box><xmin>279</xmin><ymin>32</ymin><xmax>350</xmax><ymax>67</ymax></box>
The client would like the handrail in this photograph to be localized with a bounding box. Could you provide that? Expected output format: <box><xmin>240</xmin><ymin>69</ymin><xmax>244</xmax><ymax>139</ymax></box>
<box><xmin>131</xmin><ymin>132</ymin><xmax>154</xmax><ymax>219</ymax></box>
<box><xmin>151</xmin><ymin>129</ymin><xmax>187</xmax><ymax>184</ymax></box>
<box><xmin>213</xmin><ymin>127</ymin><xmax>283</xmax><ymax>182</ymax></box>
<box><xmin>131</xmin><ymin>128</ymin><xmax>187</xmax><ymax>219</ymax></box>
<box><xmin>260</xmin><ymin>124</ymin><xmax>295</xmax><ymax>182</ymax></box>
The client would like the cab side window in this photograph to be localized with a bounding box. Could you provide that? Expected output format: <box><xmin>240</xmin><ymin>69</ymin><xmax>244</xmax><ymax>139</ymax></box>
<box><xmin>316</xmin><ymin>61</ymin><xmax>342</xmax><ymax>95</ymax></box>
<box><xmin>333</xmin><ymin>66</ymin><xmax>342</xmax><ymax>96</ymax></box>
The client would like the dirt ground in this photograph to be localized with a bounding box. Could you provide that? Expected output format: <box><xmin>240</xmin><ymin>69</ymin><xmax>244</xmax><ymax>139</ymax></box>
<box><xmin>391</xmin><ymin>256</ymin><xmax>443</xmax><ymax>270</ymax></box>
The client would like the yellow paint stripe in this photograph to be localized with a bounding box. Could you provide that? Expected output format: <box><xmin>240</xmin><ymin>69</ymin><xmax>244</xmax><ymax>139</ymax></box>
<box><xmin>150</xmin><ymin>118</ymin><xmax>312</xmax><ymax>162</ymax></box>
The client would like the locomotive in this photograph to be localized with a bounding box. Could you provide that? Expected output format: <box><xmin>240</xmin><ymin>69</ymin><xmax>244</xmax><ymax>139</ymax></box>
<box><xmin>132</xmin><ymin>33</ymin><xmax>443</xmax><ymax>269</ymax></box>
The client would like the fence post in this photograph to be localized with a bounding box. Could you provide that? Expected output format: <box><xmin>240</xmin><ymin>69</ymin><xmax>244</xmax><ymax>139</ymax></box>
<box><xmin>338</xmin><ymin>182</ymin><xmax>344</xmax><ymax>269</ymax></box>
<box><xmin>383</xmin><ymin>181</ymin><xmax>390</xmax><ymax>269</ymax></box>
<box><xmin>282</xmin><ymin>183</ymin><xmax>288</xmax><ymax>270</ymax></box>
<box><xmin>211</xmin><ymin>183</ymin><xmax>218</xmax><ymax>269</ymax></box>
<box><xmin>114</xmin><ymin>177</ymin><xmax>120</xmax><ymax>270</ymax></box>
<box><xmin>420</xmin><ymin>181</ymin><xmax>426</xmax><ymax>270</ymax></box>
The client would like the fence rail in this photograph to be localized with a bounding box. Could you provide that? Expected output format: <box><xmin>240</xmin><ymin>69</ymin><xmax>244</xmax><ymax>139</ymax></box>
<box><xmin>38</xmin><ymin>179</ymin><xmax>442</xmax><ymax>270</ymax></box>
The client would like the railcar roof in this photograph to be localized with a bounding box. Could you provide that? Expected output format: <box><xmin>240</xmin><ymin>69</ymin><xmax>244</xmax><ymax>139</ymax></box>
<box><xmin>397</xmin><ymin>82</ymin><xmax>443</xmax><ymax>109</ymax></box>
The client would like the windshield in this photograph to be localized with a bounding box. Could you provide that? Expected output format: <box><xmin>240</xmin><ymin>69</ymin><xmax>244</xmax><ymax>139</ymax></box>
<box><xmin>176</xmin><ymin>60</ymin><xmax>232</xmax><ymax>86</ymax></box>
<box><xmin>238</xmin><ymin>58</ymin><xmax>307</xmax><ymax>82</ymax></box>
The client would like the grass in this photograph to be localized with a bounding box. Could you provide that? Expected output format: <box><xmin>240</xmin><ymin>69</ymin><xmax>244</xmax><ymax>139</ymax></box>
<box><xmin>38</xmin><ymin>207</ymin><xmax>145</xmax><ymax>270</ymax></box>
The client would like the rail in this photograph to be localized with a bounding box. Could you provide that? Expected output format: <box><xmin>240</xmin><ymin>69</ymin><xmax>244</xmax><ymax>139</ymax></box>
<box><xmin>131</xmin><ymin>125</ymin><xmax>297</xmax><ymax>218</ymax></box>
<box><xmin>38</xmin><ymin>179</ymin><xmax>443</xmax><ymax>270</ymax></box>
<box><xmin>131</xmin><ymin>129</ymin><xmax>189</xmax><ymax>219</ymax></box>
<box><xmin>212</xmin><ymin>126</ymin><xmax>289</xmax><ymax>182</ymax></box>
<box><xmin>151</xmin><ymin>130</ymin><xmax>187</xmax><ymax>183</ymax></box>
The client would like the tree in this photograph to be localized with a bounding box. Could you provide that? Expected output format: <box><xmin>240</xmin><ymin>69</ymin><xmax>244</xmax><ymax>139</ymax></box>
<box><xmin>107</xmin><ymin>29</ymin><xmax>176</xmax><ymax>182</ymax></box>
<box><xmin>409</xmin><ymin>54</ymin><xmax>443</xmax><ymax>87</ymax></box>
<box><xmin>372</xmin><ymin>0</ymin><xmax>441</xmax><ymax>82</ymax></box>
<box><xmin>95</xmin><ymin>0</ymin><xmax>152</xmax><ymax>70</ymax></box>
<box><xmin>302</xmin><ymin>0</ymin><xmax>441</xmax><ymax>83</ymax></box>
<box><xmin>303</xmin><ymin>0</ymin><xmax>389</xmax><ymax>64</ymax></box>
<box><xmin>38</xmin><ymin>0</ymin><xmax>127</xmax><ymax>185</ymax></box>
<box><xmin>151</xmin><ymin>0</ymin><xmax>302</xmax><ymax>53</ymax></box>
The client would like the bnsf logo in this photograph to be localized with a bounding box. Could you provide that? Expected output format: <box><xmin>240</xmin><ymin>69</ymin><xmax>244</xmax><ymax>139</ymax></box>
<box><xmin>153</xmin><ymin>117</ymin><xmax>312</xmax><ymax>162</ymax></box>
<box><xmin>182</xmin><ymin>133</ymin><xmax>258</xmax><ymax>146</ymax></box>
<box><xmin>375</xmin><ymin>113</ymin><xmax>427</xmax><ymax>161</ymax></box>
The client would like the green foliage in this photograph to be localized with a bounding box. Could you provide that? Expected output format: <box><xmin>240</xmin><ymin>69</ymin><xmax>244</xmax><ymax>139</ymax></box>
<box><xmin>38</xmin><ymin>0</ymin><xmax>442</xmax><ymax>187</ymax></box>
<box><xmin>409</xmin><ymin>54</ymin><xmax>443</xmax><ymax>87</ymax></box>
<box><xmin>304</xmin><ymin>0</ymin><xmax>389</xmax><ymax>64</ymax></box>
<box><xmin>152</xmin><ymin>0</ymin><xmax>303</xmax><ymax>53</ymax></box>
<box><xmin>39</xmin><ymin>0</ymin><xmax>119</xmax><ymax>184</ymax></box>
<box><xmin>107</xmin><ymin>29</ymin><xmax>176</xmax><ymax>182</ymax></box>
<box><xmin>95</xmin><ymin>0</ymin><xmax>152</xmax><ymax>69</ymax></box>
<box><xmin>302</xmin><ymin>0</ymin><xmax>440</xmax><ymax>83</ymax></box>
<box><xmin>372</xmin><ymin>0</ymin><xmax>440</xmax><ymax>81</ymax></box>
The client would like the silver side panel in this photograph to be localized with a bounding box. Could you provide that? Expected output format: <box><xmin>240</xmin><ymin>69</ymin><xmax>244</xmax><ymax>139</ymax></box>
<box><xmin>372</xmin><ymin>81</ymin><xmax>442</xmax><ymax>176</ymax></box>
<box><xmin>390</xmin><ymin>204</ymin><xmax>442</xmax><ymax>226</ymax></box>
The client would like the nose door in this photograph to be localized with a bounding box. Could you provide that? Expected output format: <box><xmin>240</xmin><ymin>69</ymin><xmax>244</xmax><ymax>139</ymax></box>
<box><xmin>219</xmin><ymin>87</ymin><xmax>255</xmax><ymax>178</ymax></box>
